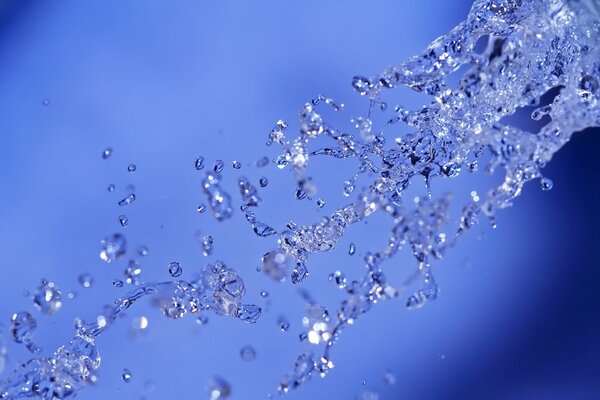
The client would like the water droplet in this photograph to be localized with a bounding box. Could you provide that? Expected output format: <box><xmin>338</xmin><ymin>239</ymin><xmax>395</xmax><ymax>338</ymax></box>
<box><xmin>240</xmin><ymin>345</ymin><xmax>257</xmax><ymax>362</ymax></box>
<box><xmin>10</xmin><ymin>312</ymin><xmax>36</xmax><ymax>343</ymax></box>
<box><xmin>195</xmin><ymin>156</ymin><xmax>205</xmax><ymax>170</ymax></box>
<box><xmin>259</xmin><ymin>177</ymin><xmax>268</xmax><ymax>187</ymax></box>
<box><xmin>118</xmin><ymin>215</ymin><xmax>129</xmax><ymax>227</ymax></box>
<box><xmin>316</xmin><ymin>198</ymin><xmax>325</xmax><ymax>208</ymax></box>
<box><xmin>138</xmin><ymin>245</ymin><xmax>149</xmax><ymax>257</ymax></box>
<box><xmin>382</xmin><ymin>371</ymin><xmax>396</xmax><ymax>385</ymax></box>
<box><xmin>275</xmin><ymin>154</ymin><xmax>288</xmax><ymax>169</ymax></box>
<box><xmin>113</xmin><ymin>279</ymin><xmax>124</xmax><ymax>288</ymax></box>
<box><xmin>291</xmin><ymin>262</ymin><xmax>309</xmax><ymax>284</ymax></box>
<box><xmin>278</xmin><ymin>316</ymin><xmax>290</xmax><ymax>332</ymax></box>
<box><xmin>122</xmin><ymin>369</ymin><xmax>132</xmax><ymax>383</ymax></box>
<box><xmin>261</xmin><ymin>251</ymin><xmax>291</xmax><ymax>282</ymax></box>
<box><xmin>328</xmin><ymin>271</ymin><xmax>347</xmax><ymax>288</ymax></box>
<box><xmin>260</xmin><ymin>290</ymin><xmax>269</xmax><ymax>298</ymax></box>
<box><xmin>214</xmin><ymin>160</ymin><xmax>225</xmax><ymax>173</ymax></box>
<box><xmin>32</xmin><ymin>281</ymin><xmax>62</xmax><ymax>315</ymax></box>
<box><xmin>253</xmin><ymin>222</ymin><xmax>277</xmax><ymax>237</ymax></box>
<box><xmin>42</xmin><ymin>98</ymin><xmax>50</xmax><ymax>106</ymax></box>
<box><xmin>197</xmin><ymin>204</ymin><xmax>206</xmax><ymax>213</ymax></box>
<box><xmin>196</xmin><ymin>315</ymin><xmax>209</xmax><ymax>325</ymax></box>
<box><xmin>352</xmin><ymin>76</ymin><xmax>372</xmax><ymax>95</ymax></box>
<box><xmin>232</xmin><ymin>161</ymin><xmax>241</xmax><ymax>169</ymax></box>
<box><xmin>207</xmin><ymin>376</ymin><xmax>231</xmax><ymax>400</ymax></box>
<box><xmin>100</xmin><ymin>233</ymin><xmax>127</xmax><ymax>263</ymax></box>
<box><xmin>348</xmin><ymin>243</ymin><xmax>356</xmax><ymax>255</ymax></box>
<box><xmin>107</xmin><ymin>184</ymin><xmax>116</xmax><ymax>192</ymax></box>
<box><xmin>168</xmin><ymin>262</ymin><xmax>183</xmax><ymax>278</ymax></box>
<box><xmin>199</xmin><ymin>234</ymin><xmax>214</xmax><ymax>256</ymax></box>
<box><xmin>235</xmin><ymin>304</ymin><xmax>261</xmax><ymax>324</ymax></box>
<box><xmin>343</xmin><ymin>180</ymin><xmax>355</xmax><ymax>196</ymax></box>
<box><xmin>256</xmin><ymin>156</ymin><xmax>269</xmax><ymax>168</ymax></box>
<box><xmin>102</xmin><ymin>147</ymin><xmax>113</xmax><ymax>159</ymax></box>
<box><xmin>78</xmin><ymin>273</ymin><xmax>94</xmax><ymax>289</ymax></box>
<box><xmin>540</xmin><ymin>177</ymin><xmax>553</xmax><ymax>191</ymax></box>
<box><xmin>118</xmin><ymin>193</ymin><xmax>136</xmax><ymax>206</ymax></box>
<box><xmin>127</xmin><ymin>164</ymin><xmax>136</xmax><ymax>172</ymax></box>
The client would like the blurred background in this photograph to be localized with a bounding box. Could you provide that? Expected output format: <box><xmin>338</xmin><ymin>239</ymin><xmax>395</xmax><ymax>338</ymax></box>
<box><xmin>0</xmin><ymin>1</ymin><xmax>598</xmax><ymax>399</ymax></box>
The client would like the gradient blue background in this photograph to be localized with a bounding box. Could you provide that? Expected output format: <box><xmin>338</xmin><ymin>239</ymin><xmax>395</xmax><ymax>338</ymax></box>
<box><xmin>0</xmin><ymin>1</ymin><xmax>598</xmax><ymax>399</ymax></box>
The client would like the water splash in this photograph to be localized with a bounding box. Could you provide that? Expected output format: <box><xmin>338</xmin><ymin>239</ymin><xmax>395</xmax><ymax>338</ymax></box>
<box><xmin>1</xmin><ymin>0</ymin><xmax>598</xmax><ymax>398</ymax></box>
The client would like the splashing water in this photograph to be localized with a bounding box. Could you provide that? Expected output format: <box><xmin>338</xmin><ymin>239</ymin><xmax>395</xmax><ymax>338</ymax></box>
<box><xmin>1</xmin><ymin>0</ymin><xmax>599</xmax><ymax>398</ymax></box>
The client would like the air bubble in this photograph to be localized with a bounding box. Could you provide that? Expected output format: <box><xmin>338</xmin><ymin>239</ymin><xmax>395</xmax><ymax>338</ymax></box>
<box><xmin>102</xmin><ymin>147</ymin><xmax>113</xmax><ymax>159</ymax></box>
<box><xmin>259</xmin><ymin>177</ymin><xmax>268</xmax><ymax>187</ymax></box>
<box><xmin>127</xmin><ymin>164</ymin><xmax>136</xmax><ymax>172</ymax></box>
<box><xmin>232</xmin><ymin>161</ymin><xmax>241</xmax><ymax>169</ymax></box>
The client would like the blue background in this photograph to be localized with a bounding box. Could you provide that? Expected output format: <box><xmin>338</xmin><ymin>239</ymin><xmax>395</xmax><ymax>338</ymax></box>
<box><xmin>0</xmin><ymin>1</ymin><xmax>598</xmax><ymax>399</ymax></box>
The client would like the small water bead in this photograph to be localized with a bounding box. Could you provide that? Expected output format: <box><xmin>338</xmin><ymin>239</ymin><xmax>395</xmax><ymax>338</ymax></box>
<box><xmin>42</xmin><ymin>98</ymin><xmax>50</xmax><ymax>106</ymax></box>
<box><xmin>113</xmin><ymin>279</ymin><xmax>124</xmax><ymax>288</ymax></box>
<box><xmin>213</xmin><ymin>160</ymin><xmax>225</xmax><ymax>173</ymax></box>
<box><xmin>540</xmin><ymin>177</ymin><xmax>553</xmax><ymax>191</ymax></box>
<box><xmin>382</xmin><ymin>371</ymin><xmax>396</xmax><ymax>385</ymax></box>
<box><xmin>100</xmin><ymin>233</ymin><xmax>127</xmax><ymax>263</ymax></box>
<box><xmin>102</xmin><ymin>147</ymin><xmax>113</xmax><ymax>159</ymax></box>
<box><xmin>234</xmin><ymin>304</ymin><xmax>261</xmax><ymax>324</ymax></box>
<box><xmin>278</xmin><ymin>316</ymin><xmax>290</xmax><ymax>332</ymax></box>
<box><xmin>200</xmin><ymin>235</ymin><xmax>214</xmax><ymax>256</ymax></box>
<box><xmin>316</xmin><ymin>198</ymin><xmax>325</xmax><ymax>208</ymax></box>
<box><xmin>348</xmin><ymin>243</ymin><xmax>356</xmax><ymax>255</ymax></box>
<box><xmin>259</xmin><ymin>177</ymin><xmax>268</xmax><ymax>187</ymax></box>
<box><xmin>197</xmin><ymin>204</ymin><xmax>206</xmax><ymax>213</ymax></box>
<box><xmin>78</xmin><ymin>273</ymin><xmax>94</xmax><ymax>289</ymax></box>
<box><xmin>107</xmin><ymin>184</ymin><xmax>116</xmax><ymax>192</ymax></box>
<box><xmin>168</xmin><ymin>262</ymin><xmax>183</xmax><ymax>278</ymax></box>
<box><xmin>127</xmin><ymin>164</ymin><xmax>137</xmax><ymax>173</ymax></box>
<box><xmin>275</xmin><ymin>154</ymin><xmax>288</xmax><ymax>169</ymax></box>
<box><xmin>256</xmin><ymin>156</ymin><xmax>269</xmax><ymax>168</ymax></box>
<box><xmin>260</xmin><ymin>290</ymin><xmax>269</xmax><ymax>298</ymax></box>
<box><xmin>118</xmin><ymin>193</ymin><xmax>136</xmax><ymax>206</ymax></box>
<box><xmin>196</xmin><ymin>315</ymin><xmax>209</xmax><ymax>325</ymax></box>
<box><xmin>138</xmin><ymin>245</ymin><xmax>149</xmax><ymax>257</ymax></box>
<box><xmin>343</xmin><ymin>180</ymin><xmax>355</xmax><ymax>196</ymax></box>
<box><xmin>10</xmin><ymin>312</ymin><xmax>36</xmax><ymax>343</ymax></box>
<box><xmin>118</xmin><ymin>215</ymin><xmax>129</xmax><ymax>227</ymax></box>
<box><xmin>32</xmin><ymin>281</ymin><xmax>62</xmax><ymax>315</ymax></box>
<box><xmin>240</xmin><ymin>345</ymin><xmax>257</xmax><ymax>362</ymax></box>
<box><xmin>122</xmin><ymin>369</ymin><xmax>132</xmax><ymax>383</ymax></box>
<box><xmin>253</xmin><ymin>221</ymin><xmax>277</xmax><ymax>237</ymax></box>
<box><xmin>195</xmin><ymin>156</ymin><xmax>205</xmax><ymax>170</ymax></box>
<box><xmin>328</xmin><ymin>271</ymin><xmax>347</xmax><ymax>288</ymax></box>
<box><xmin>232</xmin><ymin>161</ymin><xmax>241</xmax><ymax>169</ymax></box>
<box><xmin>357</xmin><ymin>391</ymin><xmax>379</xmax><ymax>400</ymax></box>
<box><xmin>351</xmin><ymin>75</ymin><xmax>372</xmax><ymax>96</ymax></box>
<box><xmin>207</xmin><ymin>376</ymin><xmax>231</xmax><ymax>400</ymax></box>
